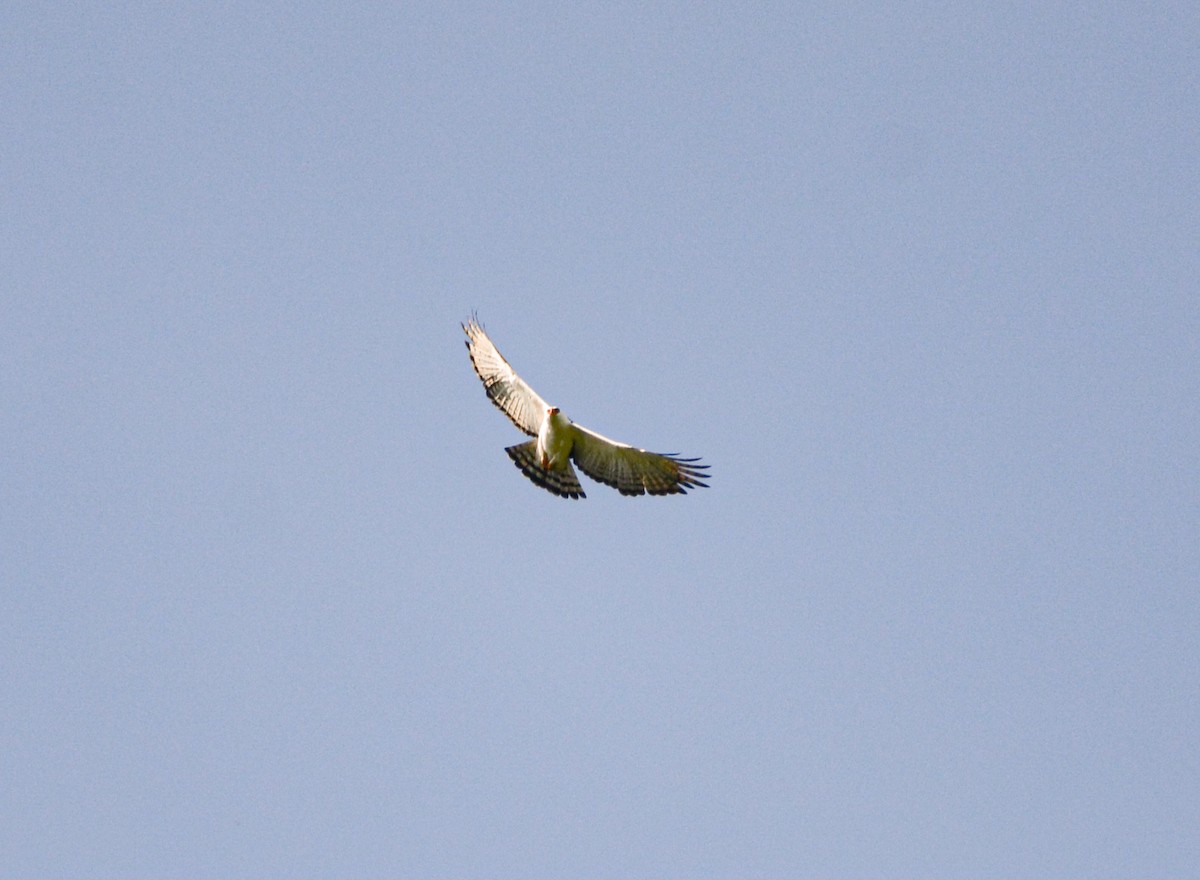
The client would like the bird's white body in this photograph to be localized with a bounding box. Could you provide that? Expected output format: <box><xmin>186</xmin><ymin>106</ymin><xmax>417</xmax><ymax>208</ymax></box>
<box><xmin>536</xmin><ymin>407</ymin><xmax>574</xmax><ymax>470</ymax></box>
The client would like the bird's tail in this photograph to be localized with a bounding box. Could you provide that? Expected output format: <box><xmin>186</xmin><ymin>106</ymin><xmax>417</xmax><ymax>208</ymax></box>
<box><xmin>505</xmin><ymin>441</ymin><xmax>586</xmax><ymax>499</ymax></box>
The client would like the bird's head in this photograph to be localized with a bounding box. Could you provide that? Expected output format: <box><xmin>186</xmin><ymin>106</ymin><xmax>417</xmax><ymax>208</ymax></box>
<box><xmin>547</xmin><ymin>406</ymin><xmax>559</xmax><ymax>416</ymax></box>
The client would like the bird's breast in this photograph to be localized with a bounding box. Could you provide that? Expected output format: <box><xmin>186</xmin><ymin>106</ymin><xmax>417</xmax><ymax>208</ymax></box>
<box><xmin>537</xmin><ymin>412</ymin><xmax>574</xmax><ymax>468</ymax></box>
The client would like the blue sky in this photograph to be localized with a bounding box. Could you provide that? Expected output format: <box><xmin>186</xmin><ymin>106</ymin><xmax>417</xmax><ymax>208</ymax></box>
<box><xmin>3</xmin><ymin>2</ymin><xmax>1198</xmax><ymax>876</ymax></box>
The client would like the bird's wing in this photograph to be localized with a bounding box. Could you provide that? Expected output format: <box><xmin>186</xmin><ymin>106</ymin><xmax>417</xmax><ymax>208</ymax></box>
<box><xmin>463</xmin><ymin>316</ymin><xmax>549</xmax><ymax>437</ymax></box>
<box><xmin>569</xmin><ymin>423</ymin><xmax>710</xmax><ymax>496</ymax></box>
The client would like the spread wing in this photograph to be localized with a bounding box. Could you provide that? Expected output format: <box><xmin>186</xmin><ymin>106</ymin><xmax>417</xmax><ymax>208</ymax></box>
<box><xmin>570</xmin><ymin>424</ymin><xmax>710</xmax><ymax>496</ymax></box>
<box><xmin>463</xmin><ymin>316</ymin><xmax>548</xmax><ymax>436</ymax></box>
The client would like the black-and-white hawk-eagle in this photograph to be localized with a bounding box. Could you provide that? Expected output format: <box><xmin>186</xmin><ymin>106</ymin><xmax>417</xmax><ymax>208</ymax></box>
<box><xmin>463</xmin><ymin>316</ymin><xmax>710</xmax><ymax>499</ymax></box>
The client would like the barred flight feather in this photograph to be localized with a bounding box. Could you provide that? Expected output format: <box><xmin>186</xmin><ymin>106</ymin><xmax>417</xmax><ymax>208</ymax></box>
<box><xmin>506</xmin><ymin>442</ymin><xmax>586</xmax><ymax>500</ymax></box>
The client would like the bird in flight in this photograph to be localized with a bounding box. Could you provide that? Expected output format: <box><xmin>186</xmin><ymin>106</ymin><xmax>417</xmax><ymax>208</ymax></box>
<box><xmin>463</xmin><ymin>316</ymin><xmax>710</xmax><ymax>499</ymax></box>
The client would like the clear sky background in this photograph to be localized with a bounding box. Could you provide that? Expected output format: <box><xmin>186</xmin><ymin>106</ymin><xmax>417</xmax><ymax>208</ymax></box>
<box><xmin>3</xmin><ymin>3</ymin><xmax>1197</xmax><ymax>877</ymax></box>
